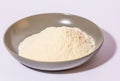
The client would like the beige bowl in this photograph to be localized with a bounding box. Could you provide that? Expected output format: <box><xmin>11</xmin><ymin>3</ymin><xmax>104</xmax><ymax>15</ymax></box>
<box><xmin>4</xmin><ymin>13</ymin><xmax>103</xmax><ymax>71</ymax></box>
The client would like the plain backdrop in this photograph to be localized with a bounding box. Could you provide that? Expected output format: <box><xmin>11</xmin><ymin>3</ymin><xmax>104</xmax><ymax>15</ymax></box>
<box><xmin>0</xmin><ymin>0</ymin><xmax>120</xmax><ymax>81</ymax></box>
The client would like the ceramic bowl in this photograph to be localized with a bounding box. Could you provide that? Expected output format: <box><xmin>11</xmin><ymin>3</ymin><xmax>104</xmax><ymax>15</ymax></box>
<box><xmin>4</xmin><ymin>13</ymin><xmax>104</xmax><ymax>71</ymax></box>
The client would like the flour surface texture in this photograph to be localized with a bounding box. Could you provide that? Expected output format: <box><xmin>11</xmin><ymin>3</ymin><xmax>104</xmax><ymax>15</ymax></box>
<box><xmin>18</xmin><ymin>26</ymin><xmax>95</xmax><ymax>62</ymax></box>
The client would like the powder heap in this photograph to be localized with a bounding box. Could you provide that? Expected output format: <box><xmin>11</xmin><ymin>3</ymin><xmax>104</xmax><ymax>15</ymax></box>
<box><xmin>18</xmin><ymin>26</ymin><xmax>95</xmax><ymax>62</ymax></box>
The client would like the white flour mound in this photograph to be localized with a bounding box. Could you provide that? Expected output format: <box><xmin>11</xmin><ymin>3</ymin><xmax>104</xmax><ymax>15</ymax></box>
<box><xmin>18</xmin><ymin>26</ymin><xmax>95</xmax><ymax>62</ymax></box>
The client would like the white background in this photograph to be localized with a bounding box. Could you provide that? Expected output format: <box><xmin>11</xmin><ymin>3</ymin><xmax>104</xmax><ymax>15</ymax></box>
<box><xmin>0</xmin><ymin>0</ymin><xmax>120</xmax><ymax>81</ymax></box>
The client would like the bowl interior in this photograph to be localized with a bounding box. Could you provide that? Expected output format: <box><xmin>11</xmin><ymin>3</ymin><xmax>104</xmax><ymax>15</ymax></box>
<box><xmin>4</xmin><ymin>13</ymin><xmax>103</xmax><ymax>55</ymax></box>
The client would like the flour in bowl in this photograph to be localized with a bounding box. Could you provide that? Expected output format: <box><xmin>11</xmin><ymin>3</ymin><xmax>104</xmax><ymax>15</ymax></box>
<box><xmin>18</xmin><ymin>26</ymin><xmax>95</xmax><ymax>62</ymax></box>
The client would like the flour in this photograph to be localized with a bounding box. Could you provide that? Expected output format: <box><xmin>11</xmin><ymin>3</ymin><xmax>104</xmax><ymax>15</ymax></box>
<box><xmin>18</xmin><ymin>26</ymin><xmax>95</xmax><ymax>62</ymax></box>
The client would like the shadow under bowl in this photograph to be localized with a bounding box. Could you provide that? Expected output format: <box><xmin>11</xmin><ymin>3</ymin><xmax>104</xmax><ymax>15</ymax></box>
<box><xmin>4</xmin><ymin>13</ymin><xmax>104</xmax><ymax>71</ymax></box>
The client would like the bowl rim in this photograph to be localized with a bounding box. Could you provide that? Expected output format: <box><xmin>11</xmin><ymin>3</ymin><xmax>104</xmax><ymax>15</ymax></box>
<box><xmin>3</xmin><ymin>12</ymin><xmax>104</xmax><ymax>63</ymax></box>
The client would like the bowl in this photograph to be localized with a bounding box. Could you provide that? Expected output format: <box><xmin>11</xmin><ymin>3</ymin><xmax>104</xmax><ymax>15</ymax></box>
<box><xmin>4</xmin><ymin>13</ymin><xmax>104</xmax><ymax>71</ymax></box>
